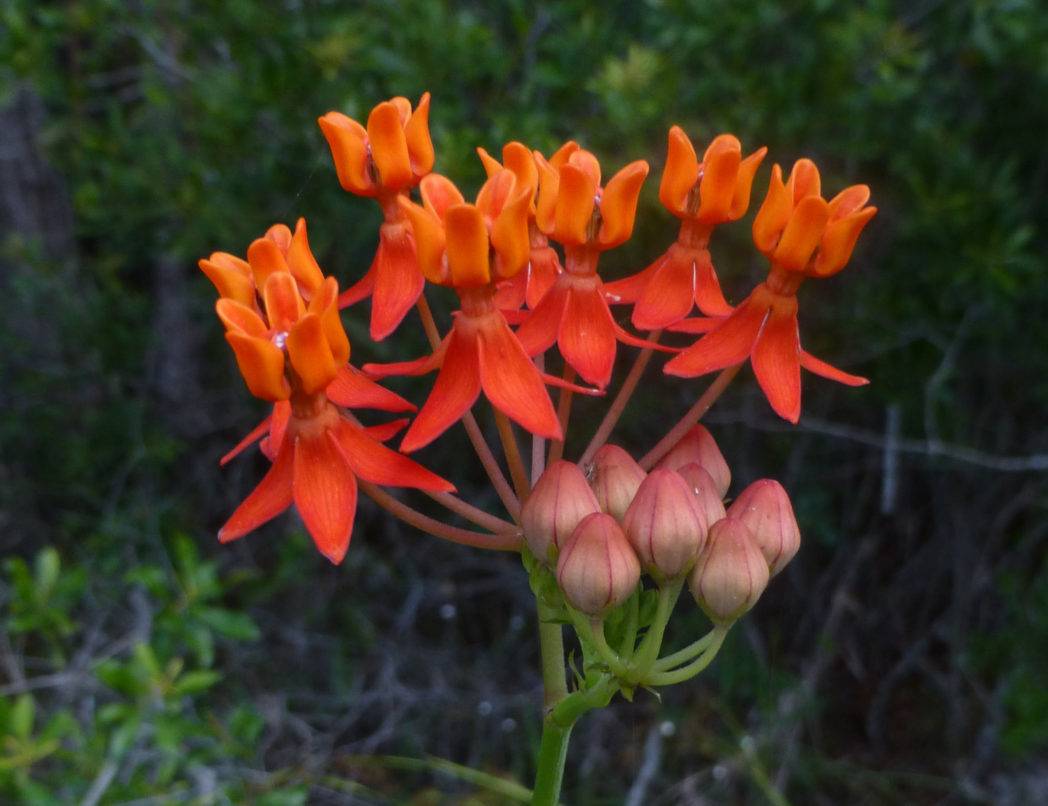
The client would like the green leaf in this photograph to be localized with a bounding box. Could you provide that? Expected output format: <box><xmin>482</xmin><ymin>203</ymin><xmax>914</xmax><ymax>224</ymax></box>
<box><xmin>10</xmin><ymin>694</ymin><xmax>35</xmax><ymax>740</ymax></box>
<box><xmin>196</xmin><ymin>606</ymin><xmax>260</xmax><ymax>641</ymax></box>
<box><xmin>34</xmin><ymin>548</ymin><xmax>60</xmax><ymax>598</ymax></box>
<box><xmin>173</xmin><ymin>669</ymin><xmax>223</xmax><ymax>696</ymax></box>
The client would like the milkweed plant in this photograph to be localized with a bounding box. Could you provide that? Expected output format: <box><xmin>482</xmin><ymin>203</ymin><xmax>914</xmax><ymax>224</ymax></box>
<box><xmin>199</xmin><ymin>92</ymin><xmax>875</xmax><ymax>803</ymax></box>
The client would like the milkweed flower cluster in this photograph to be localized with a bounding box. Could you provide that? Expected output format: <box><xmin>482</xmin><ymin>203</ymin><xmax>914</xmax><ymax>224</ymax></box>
<box><xmin>199</xmin><ymin>92</ymin><xmax>874</xmax><ymax>797</ymax></box>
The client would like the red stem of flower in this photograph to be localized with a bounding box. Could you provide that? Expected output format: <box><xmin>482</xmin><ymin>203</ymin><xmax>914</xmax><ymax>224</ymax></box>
<box><xmin>493</xmin><ymin>408</ymin><xmax>531</xmax><ymax>503</ymax></box>
<box><xmin>360</xmin><ymin>481</ymin><xmax>523</xmax><ymax>552</ymax></box>
<box><xmin>639</xmin><ymin>362</ymin><xmax>743</xmax><ymax>470</ymax></box>
<box><xmin>423</xmin><ymin>490</ymin><xmax>520</xmax><ymax>535</ymax></box>
<box><xmin>546</xmin><ymin>365</ymin><xmax>577</xmax><ymax>466</ymax></box>
<box><xmin>578</xmin><ymin>330</ymin><xmax>662</xmax><ymax>469</ymax></box>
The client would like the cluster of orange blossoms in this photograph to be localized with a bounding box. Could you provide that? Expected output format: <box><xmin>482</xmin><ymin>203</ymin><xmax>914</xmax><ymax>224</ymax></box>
<box><xmin>200</xmin><ymin>93</ymin><xmax>875</xmax><ymax>571</ymax></box>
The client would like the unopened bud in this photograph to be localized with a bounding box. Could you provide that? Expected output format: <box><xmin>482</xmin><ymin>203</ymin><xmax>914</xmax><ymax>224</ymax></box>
<box><xmin>656</xmin><ymin>425</ymin><xmax>731</xmax><ymax>497</ymax></box>
<box><xmin>556</xmin><ymin>512</ymin><xmax>641</xmax><ymax>617</ymax></box>
<box><xmin>689</xmin><ymin>518</ymin><xmax>769</xmax><ymax>625</ymax></box>
<box><xmin>587</xmin><ymin>444</ymin><xmax>646</xmax><ymax>521</ymax></box>
<box><xmin>726</xmin><ymin>479</ymin><xmax>800</xmax><ymax>575</ymax></box>
<box><xmin>521</xmin><ymin>461</ymin><xmax>601</xmax><ymax>565</ymax></box>
<box><xmin>676</xmin><ymin>462</ymin><xmax>727</xmax><ymax>529</ymax></box>
<box><xmin>621</xmin><ymin>469</ymin><xmax>707</xmax><ymax>581</ymax></box>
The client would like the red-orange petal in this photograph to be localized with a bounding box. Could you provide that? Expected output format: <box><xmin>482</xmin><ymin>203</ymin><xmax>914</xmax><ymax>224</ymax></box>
<box><xmin>287</xmin><ymin>313</ymin><xmax>337</xmax><ymax>394</ymax></box>
<box><xmin>559</xmin><ymin>282</ymin><xmax>618</xmax><ymax>388</ymax></box>
<box><xmin>476</xmin><ymin>314</ymin><xmax>562</xmax><ymax>440</ymax></box>
<box><xmin>220</xmin><ymin>413</ymin><xmax>272</xmax><ymax>467</ymax></box>
<box><xmin>224</xmin><ymin>331</ymin><xmax>290</xmax><ymax>401</ymax></box>
<box><xmin>399</xmin><ymin>196</ymin><xmax>447</xmax><ymax>285</ymax></box>
<box><xmin>293</xmin><ymin>429</ymin><xmax>358</xmax><ymax>564</ymax></box>
<box><xmin>772</xmin><ymin>195</ymin><xmax>829</xmax><ymax>273</ymax></box>
<box><xmin>750</xmin><ymin>298</ymin><xmax>801</xmax><ymax>423</ymax></box>
<box><xmin>490</xmin><ymin>187</ymin><xmax>531</xmax><ymax>281</ymax></box>
<box><xmin>286</xmin><ymin>219</ymin><xmax>325</xmax><ymax>298</ymax></box>
<box><xmin>513</xmin><ymin>275</ymin><xmax>570</xmax><ymax>358</ymax></box>
<box><xmin>598</xmin><ymin>160</ymin><xmax>649</xmax><ymax>248</ymax></box>
<box><xmin>367</xmin><ymin>101</ymin><xmax>412</xmax><ymax>191</ymax></box>
<box><xmin>554</xmin><ymin>163</ymin><xmax>596</xmax><ymax>247</ymax></box>
<box><xmin>419</xmin><ymin>173</ymin><xmax>466</xmax><ymax>222</ymax></box>
<box><xmin>799</xmin><ymin>351</ymin><xmax>869</xmax><ymax>386</ymax></box>
<box><xmin>811</xmin><ymin>205</ymin><xmax>877</xmax><ymax>277</ymax></box>
<box><xmin>632</xmin><ymin>249</ymin><xmax>696</xmax><ymax>330</ymax></box>
<box><xmin>533</xmin><ymin>151</ymin><xmax>560</xmax><ymax>236</ymax></box>
<box><xmin>728</xmin><ymin>146</ymin><xmax>768</xmax><ymax>221</ymax></box>
<box><xmin>337</xmin><ymin>419</ymin><xmax>455</xmax><ymax>492</ymax></box>
<box><xmin>404</xmin><ymin>92</ymin><xmax>434</xmax><ymax>177</ymax></box>
<box><xmin>399</xmin><ymin>327</ymin><xmax>482</xmax><ymax>453</ymax></box>
<box><xmin>199</xmin><ymin>253</ymin><xmax>256</xmax><ymax>307</ymax></box>
<box><xmin>444</xmin><ymin>204</ymin><xmax>491</xmax><ymax>288</ymax></box>
<box><xmin>663</xmin><ymin>294</ymin><xmax>768</xmax><ymax>378</ymax></box>
<box><xmin>218</xmin><ymin>435</ymin><xmax>294</xmax><ymax>542</ymax></box>
<box><xmin>308</xmin><ymin>276</ymin><xmax>350</xmax><ymax>365</ymax></box>
<box><xmin>696</xmin><ymin>136</ymin><xmax>741</xmax><ymax>223</ymax></box>
<box><xmin>262</xmin><ymin>271</ymin><xmax>306</xmax><ymax>332</ymax></box>
<box><xmin>788</xmin><ymin>158</ymin><xmax>821</xmax><ymax>202</ymax></box>
<box><xmin>326</xmin><ymin>366</ymin><xmax>416</xmax><ymax>412</ymax></box>
<box><xmin>752</xmin><ymin>164</ymin><xmax>791</xmax><ymax>255</ymax></box>
<box><xmin>216</xmin><ymin>298</ymin><xmax>268</xmax><ymax>337</ymax></box>
<box><xmin>247</xmin><ymin>237</ymin><xmax>289</xmax><ymax>293</ymax></box>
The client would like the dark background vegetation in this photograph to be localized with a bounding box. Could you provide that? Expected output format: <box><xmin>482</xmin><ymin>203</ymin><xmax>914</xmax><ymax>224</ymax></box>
<box><xmin>2</xmin><ymin>1</ymin><xmax>1046</xmax><ymax>803</ymax></box>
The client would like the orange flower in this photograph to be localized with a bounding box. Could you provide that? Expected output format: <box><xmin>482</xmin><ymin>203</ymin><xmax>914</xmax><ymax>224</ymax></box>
<box><xmin>364</xmin><ymin>170</ymin><xmax>572</xmax><ymax>453</ymax></box>
<box><xmin>202</xmin><ymin>219</ymin><xmax>453</xmax><ymax>563</ymax></box>
<box><xmin>514</xmin><ymin>146</ymin><xmax>656</xmax><ymax>388</ymax></box>
<box><xmin>605</xmin><ymin>128</ymin><xmax>766</xmax><ymax>328</ymax></box>
<box><xmin>318</xmin><ymin>94</ymin><xmax>435</xmax><ymax>341</ymax></box>
<box><xmin>665</xmin><ymin>160</ymin><xmax>876</xmax><ymax>423</ymax></box>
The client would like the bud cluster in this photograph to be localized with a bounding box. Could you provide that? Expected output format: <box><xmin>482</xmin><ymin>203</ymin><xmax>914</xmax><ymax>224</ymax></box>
<box><xmin>521</xmin><ymin>426</ymin><xmax>800</xmax><ymax>625</ymax></box>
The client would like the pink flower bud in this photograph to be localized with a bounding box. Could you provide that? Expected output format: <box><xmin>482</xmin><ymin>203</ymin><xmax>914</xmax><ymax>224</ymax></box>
<box><xmin>676</xmin><ymin>462</ymin><xmax>727</xmax><ymax>529</ymax></box>
<box><xmin>621</xmin><ymin>469</ymin><xmax>707</xmax><ymax>581</ymax></box>
<box><xmin>521</xmin><ymin>460</ymin><xmax>602</xmax><ymax>565</ymax></box>
<box><xmin>689</xmin><ymin>518</ymin><xmax>769</xmax><ymax>625</ymax></box>
<box><xmin>556</xmin><ymin>512</ymin><xmax>641</xmax><ymax>617</ymax></box>
<box><xmin>587</xmin><ymin>444</ymin><xmax>646</xmax><ymax>521</ymax></box>
<box><xmin>726</xmin><ymin>479</ymin><xmax>800</xmax><ymax>575</ymax></box>
<box><xmin>656</xmin><ymin>425</ymin><xmax>731</xmax><ymax>498</ymax></box>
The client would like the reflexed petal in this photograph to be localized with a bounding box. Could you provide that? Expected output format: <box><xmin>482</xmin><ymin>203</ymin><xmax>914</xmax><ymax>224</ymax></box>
<box><xmin>220</xmin><ymin>413</ymin><xmax>273</xmax><ymax>466</ymax></box>
<box><xmin>367</xmin><ymin>101</ymin><xmax>412</xmax><ymax>191</ymax></box>
<box><xmin>225</xmin><ymin>331</ymin><xmax>290</xmax><ymax>401</ymax></box>
<box><xmin>598</xmin><ymin>160</ymin><xmax>649</xmax><ymax>248</ymax></box>
<box><xmin>752</xmin><ymin>164</ymin><xmax>790</xmax><ymax>254</ymax></box>
<box><xmin>659</xmin><ymin>126</ymin><xmax>700</xmax><ymax>217</ymax></box>
<box><xmin>286</xmin><ymin>218</ymin><xmax>325</xmax><ymax>298</ymax></box>
<box><xmin>317</xmin><ymin>112</ymin><xmax>373</xmax><ymax>196</ymax></box>
<box><xmin>811</xmin><ymin>205</ymin><xmax>877</xmax><ymax>277</ymax></box>
<box><xmin>338</xmin><ymin>262</ymin><xmax>376</xmax><ymax>309</ymax></box>
<box><xmin>362</xmin><ymin>333</ymin><xmax>447</xmax><ymax>379</ymax></box>
<box><xmin>218</xmin><ymin>436</ymin><xmax>294</xmax><ymax>542</ymax></box>
<box><xmin>363</xmin><ymin>220</ymin><xmax>424</xmax><ymax>341</ymax></box>
<box><xmin>263</xmin><ymin>271</ymin><xmax>306</xmax><ymax>332</ymax></box>
<box><xmin>800</xmin><ymin>350</ymin><xmax>869</xmax><ymax>386</ymax></box>
<box><xmin>692</xmin><ymin>247</ymin><xmax>734</xmax><ymax>317</ymax></box>
<box><xmin>476</xmin><ymin>314</ymin><xmax>562</xmax><ymax>439</ymax></box>
<box><xmin>667</xmin><ymin>316</ymin><xmax>721</xmax><ymax>335</ymax></box>
<box><xmin>326</xmin><ymin>366</ymin><xmax>417</xmax><ymax>411</ymax></box>
<box><xmin>697</xmin><ymin>136</ymin><xmax>741</xmax><ymax>223</ymax></box>
<box><xmin>399</xmin><ymin>328</ymin><xmax>483</xmax><ymax>452</ymax></box>
<box><xmin>287</xmin><ymin>313</ymin><xmax>337</xmax><ymax>394</ymax></box>
<box><xmin>526</xmin><ymin>245</ymin><xmax>562</xmax><ymax>309</ymax></box>
<box><xmin>404</xmin><ymin>92</ymin><xmax>434</xmax><ymax>176</ymax></box>
<box><xmin>337</xmin><ymin>419</ymin><xmax>455</xmax><ymax>491</ymax></box>
<box><xmin>632</xmin><ymin>249</ymin><xmax>697</xmax><ymax>330</ymax></box>
<box><xmin>362</xmin><ymin>418</ymin><xmax>409</xmax><ymax>442</ymax></box>
<box><xmin>559</xmin><ymin>282</ymin><xmax>618</xmax><ymax>388</ymax></box>
<box><xmin>266</xmin><ymin>400</ymin><xmax>292</xmax><ymax>460</ymax></box>
<box><xmin>604</xmin><ymin>257</ymin><xmax>659</xmax><ymax>306</ymax></box>
<box><xmin>513</xmin><ymin>277</ymin><xmax>569</xmax><ymax>358</ymax></box>
<box><xmin>664</xmin><ymin>294</ymin><xmax>768</xmax><ymax>378</ymax></box>
<box><xmin>751</xmin><ymin>299</ymin><xmax>801</xmax><ymax>423</ymax></box>
<box><xmin>293</xmin><ymin>429</ymin><xmax>358</xmax><ymax>564</ymax></box>
<box><xmin>444</xmin><ymin>204</ymin><xmax>491</xmax><ymax>288</ymax></box>
<box><xmin>554</xmin><ymin>163</ymin><xmax>596</xmax><ymax>246</ymax></box>
<box><xmin>772</xmin><ymin>195</ymin><xmax>829</xmax><ymax>273</ymax></box>
<box><xmin>247</xmin><ymin>237</ymin><xmax>289</xmax><ymax>292</ymax></box>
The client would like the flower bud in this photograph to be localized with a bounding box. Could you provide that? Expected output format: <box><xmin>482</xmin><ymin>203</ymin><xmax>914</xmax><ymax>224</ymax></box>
<box><xmin>521</xmin><ymin>461</ymin><xmax>601</xmax><ymax>565</ymax></box>
<box><xmin>656</xmin><ymin>425</ymin><xmax>731</xmax><ymax>497</ymax></box>
<box><xmin>689</xmin><ymin>518</ymin><xmax>769</xmax><ymax>625</ymax></box>
<box><xmin>726</xmin><ymin>479</ymin><xmax>800</xmax><ymax>575</ymax></box>
<box><xmin>621</xmin><ymin>469</ymin><xmax>707</xmax><ymax>581</ymax></box>
<box><xmin>587</xmin><ymin>444</ymin><xmax>646</xmax><ymax>521</ymax></box>
<box><xmin>676</xmin><ymin>462</ymin><xmax>727</xmax><ymax>529</ymax></box>
<box><xmin>556</xmin><ymin>512</ymin><xmax>641</xmax><ymax>617</ymax></box>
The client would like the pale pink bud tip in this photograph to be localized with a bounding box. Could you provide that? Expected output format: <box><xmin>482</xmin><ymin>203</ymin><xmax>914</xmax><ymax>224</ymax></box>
<box><xmin>587</xmin><ymin>444</ymin><xmax>647</xmax><ymax>522</ymax></box>
<box><xmin>676</xmin><ymin>463</ymin><xmax>727</xmax><ymax>531</ymax></box>
<box><xmin>556</xmin><ymin>512</ymin><xmax>641</xmax><ymax>617</ymax></box>
<box><xmin>726</xmin><ymin>479</ymin><xmax>800</xmax><ymax>575</ymax></box>
<box><xmin>521</xmin><ymin>460</ymin><xmax>601</xmax><ymax>565</ymax></box>
<box><xmin>689</xmin><ymin>517</ymin><xmax>769</xmax><ymax>625</ymax></box>
<box><xmin>656</xmin><ymin>425</ymin><xmax>731</xmax><ymax>498</ymax></box>
<box><xmin>621</xmin><ymin>469</ymin><xmax>708</xmax><ymax>581</ymax></box>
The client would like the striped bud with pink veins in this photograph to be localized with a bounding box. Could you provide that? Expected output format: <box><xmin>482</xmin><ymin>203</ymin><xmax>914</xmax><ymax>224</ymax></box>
<box><xmin>655</xmin><ymin>425</ymin><xmax>731</xmax><ymax>498</ymax></box>
<box><xmin>689</xmin><ymin>518</ymin><xmax>769</xmax><ymax>625</ymax></box>
<box><xmin>621</xmin><ymin>469</ymin><xmax>708</xmax><ymax>582</ymax></box>
<box><xmin>557</xmin><ymin>513</ymin><xmax>641</xmax><ymax>618</ymax></box>
<box><xmin>675</xmin><ymin>463</ymin><xmax>728</xmax><ymax>534</ymax></box>
<box><xmin>521</xmin><ymin>461</ymin><xmax>601</xmax><ymax>566</ymax></box>
<box><xmin>726</xmin><ymin>479</ymin><xmax>800</xmax><ymax>576</ymax></box>
<box><xmin>587</xmin><ymin>444</ymin><xmax>647</xmax><ymax>522</ymax></box>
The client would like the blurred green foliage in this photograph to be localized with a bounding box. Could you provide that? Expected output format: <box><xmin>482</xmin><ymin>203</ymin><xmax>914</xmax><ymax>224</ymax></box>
<box><xmin>2</xmin><ymin>0</ymin><xmax>1047</xmax><ymax>803</ymax></box>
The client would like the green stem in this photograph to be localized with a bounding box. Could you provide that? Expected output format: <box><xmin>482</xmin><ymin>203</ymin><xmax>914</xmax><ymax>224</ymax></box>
<box><xmin>651</xmin><ymin>628</ymin><xmax>718</xmax><ymax>672</ymax></box>
<box><xmin>537</xmin><ymin>606</ymin><xmax>568</xmax><ymax>708</ymax></box>
<box><xmin>642</xmin><ymin>625</ymin><xmax>728</xmax><ymax>686</ymax></box>
<box><xmin>532</xmin><ymin>600</ymin><xmax>570</xmax><ymax>806</ymax></box>
<box><xmin>631</xmin><ymin>577</ymin><xmax>684</xmax><ymax>678</ymax></box>
<box><xmin>530</xmin><ymin>720</ymin><xmax>573</xmax><ymax>806</ymax></box>
<box><xmin>568</xmin><ymin>612</ymin><xmax>630</xmax><ymax>679</ymax></box>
